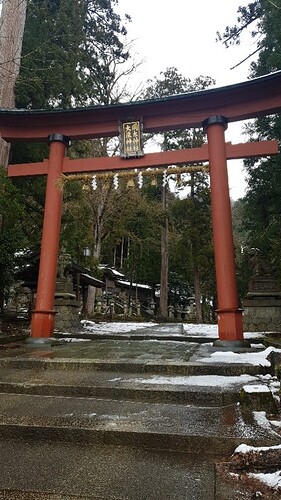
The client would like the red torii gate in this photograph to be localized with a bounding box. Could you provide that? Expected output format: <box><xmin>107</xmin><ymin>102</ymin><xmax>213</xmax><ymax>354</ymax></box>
<box><xmin>3</xmin><ymin>71</ymin><xmax>281</xmax><ymax>347</ymax></box>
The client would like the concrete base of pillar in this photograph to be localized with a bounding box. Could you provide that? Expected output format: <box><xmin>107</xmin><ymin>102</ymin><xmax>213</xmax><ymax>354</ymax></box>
<box><xmin>25</xmin><ymin>337</ymin><xmax>53</xmax><ymax>346</ymax></box>
<box><xmin>213</xmin><ymin>339</ymin><xmax>251</xmax><ymax>350</ymax></box>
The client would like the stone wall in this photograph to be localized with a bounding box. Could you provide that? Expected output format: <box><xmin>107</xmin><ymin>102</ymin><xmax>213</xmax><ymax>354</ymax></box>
<box><xmin>243</xmin><ymin>299</ymin><xmax>281</xmax><ymax>332</ymax></box>
<box><xmin>243</xmin><ymin>273</ymin><xmax>281</xmax><ymax>332</ymax></box>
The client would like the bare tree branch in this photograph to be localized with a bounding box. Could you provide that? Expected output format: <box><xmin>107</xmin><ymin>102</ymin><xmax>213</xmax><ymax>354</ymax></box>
<box><xmin>267</xmin><ymin>0</ymin><xmax>281</xmax><ymax>9</ymax></box>
<box><xmin>230</xmin><ymin>45</ymin><xmax>262</xmax><ymax>70</ymax></box>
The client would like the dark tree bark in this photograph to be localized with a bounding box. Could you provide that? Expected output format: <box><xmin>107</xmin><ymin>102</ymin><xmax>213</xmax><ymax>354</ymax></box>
<box><xmin>0</xmin><ymin>0</ymin><xmax>27</xmax><ymax>167</ymax></box>
<box><xmin>159</xmin><ymin>184</ymin><xmax>168</xmax><ymax>318</ymax></box>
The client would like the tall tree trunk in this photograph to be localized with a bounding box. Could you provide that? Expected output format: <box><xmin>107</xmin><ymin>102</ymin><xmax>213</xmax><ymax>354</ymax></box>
<box><xmin>193</xmin><ymin>261</ymin><xmax>203</xmax><ymax>323</ymax></box>
<box><xmin>85</xmin><ymin>184</ymin><xmax>111</xmax><ymax>317</ymax></box>
<box><xmin>0</xmin><ymin>0</ymin><xmax>27</xmax><ymax>167</ymax></box>
<box><xmin>159</xmin><ymin>184</ymin><xmax>168</xmax><ymax>318</ymax></box>
<box><xmin>190</xmin><ymin>170</ymin><xmax>203</xmax><ymax>323</ymax></box>
<box><xmin>120</xmin><ymin>237</ymin><xmax>124</xmax><ymax>268</ymax></box>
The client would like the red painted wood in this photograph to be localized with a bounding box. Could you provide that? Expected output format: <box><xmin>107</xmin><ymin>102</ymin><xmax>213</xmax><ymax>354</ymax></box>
<box><xmin>1</xmin><ymin>72</ymin><xmax>281</xmax><ymax>142</ymax></box>
<box><xmin>206</xmin><ymin>121</ymin><xmax>243</xmax><ymax>341</ymax></box>
<box><xmin>8</xmin><ymin>140</ymin><xmax>278</xmax><ymax>177</ymax></box>
<box><xmin>31</xmin><ymin>140</ymin><xmax>66</xmax><ymax>338</ymax></box>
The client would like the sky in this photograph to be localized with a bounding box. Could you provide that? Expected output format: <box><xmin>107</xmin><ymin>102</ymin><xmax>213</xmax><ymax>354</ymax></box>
<box><xmin>116</xmin><ymin>0</ymin><xmax>259</xmax><ymax>200</ymax></box>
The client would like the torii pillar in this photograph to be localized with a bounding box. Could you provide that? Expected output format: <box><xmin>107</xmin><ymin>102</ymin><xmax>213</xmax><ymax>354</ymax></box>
<box><xmin>203</xmin><ymin>116</ymin><xmax>248</xmax><ymax>347</ymax></box>
<box><xmin>30</xmin><ymin>134</ymin><xmax>70</xmax><ymax>341</ymax></box>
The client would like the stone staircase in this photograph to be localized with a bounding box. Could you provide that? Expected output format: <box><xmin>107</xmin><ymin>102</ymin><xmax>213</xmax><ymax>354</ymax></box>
<box><xmin>0</xmin><ymin>331</ymin><xmax>279</xmax><ymax>499</ymax></box>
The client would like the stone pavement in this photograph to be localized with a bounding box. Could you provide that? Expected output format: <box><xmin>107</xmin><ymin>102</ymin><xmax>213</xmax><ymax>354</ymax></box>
<box><xmin>0</xmin><ymin>322</ymin><xmax>280</xmax><ymax>499</ymax></box>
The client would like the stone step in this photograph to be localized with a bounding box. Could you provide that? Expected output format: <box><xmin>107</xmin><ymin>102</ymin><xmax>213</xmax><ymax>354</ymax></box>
<box><xmin>0</xmin><ymin>392</ymin><xmax>279</xmax><ymax>455</ymax></box>
<box><xmin>0</xmin><ymin>439</ymin><xmax>215</xmax><ymax>500</ymax></box>
<box><xmin>55</xmin><ymin>331</ymin><xmax>217</xmax><ymax>343</ymax></box>
<box><xmin>0</xmin><ymin>333</ymin><xmax>277</xmax><ymax>499</ymax></box>
<box><xmin>0</xmin><ymin>355</ymin><xmax>267</xmax><ymax>377</ymax></box>
<box><xmin>54</xmin><ymin>331</ymin><xmax>264</xmax><ymax>345</ymax></box>
<box><xmin>0</xmin><ymin>367</ymin><xmax>263</xmax><ymax>406</ymax></box>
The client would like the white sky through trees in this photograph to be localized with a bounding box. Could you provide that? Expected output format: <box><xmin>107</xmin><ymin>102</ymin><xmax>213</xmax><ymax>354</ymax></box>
<box><xmin>117</xmin><ymin>0</ymin><xmax>260</xmax><ymax>200</ymax></box>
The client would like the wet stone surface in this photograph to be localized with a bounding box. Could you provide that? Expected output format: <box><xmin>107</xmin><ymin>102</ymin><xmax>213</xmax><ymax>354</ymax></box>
<box><xmin>0</xmin><ymin>338</ymin><xmax>199</xmax><ymax>363</ymax></box>
<box><xmin>0</xmin><ymin>392</ymin><xmax>278</xmax><ymax>444</ymax></box>
<box><xmin>0</xmin><ymin>439</ymin><xmax>215</xmax><ymax>500</ymax></box>
<box><xmin>0</xmin><ymin>321</ymin><xmax>279</xmax><ymax>499</ymax></box>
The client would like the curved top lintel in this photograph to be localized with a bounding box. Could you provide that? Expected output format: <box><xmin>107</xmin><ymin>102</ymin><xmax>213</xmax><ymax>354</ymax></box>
<box><xmin>1</xmin><ymin>71</ymin><xmax>281</xmax><ymax>143</ymax></box>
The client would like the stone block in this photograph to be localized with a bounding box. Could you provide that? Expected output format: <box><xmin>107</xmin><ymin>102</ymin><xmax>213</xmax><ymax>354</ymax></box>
<box><xmin>240</xmin><ymin>384</ymin><xmax>278</xmax><ymax>414</ymax></box>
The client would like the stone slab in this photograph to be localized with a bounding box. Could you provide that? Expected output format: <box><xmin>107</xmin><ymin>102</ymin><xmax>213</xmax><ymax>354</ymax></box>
<box><xmin>0</xmin><ymin>439</ymin><xmax>215</xmax><ymax>500</ymax></box>
<box><xmin>0</xmin><ymin>393</ymin><xmax>278</xmax><ymax>454</ymax></box>
<box><xmin>0</xmin><ymin>367</ymin><xmax>262</xmax><ymax>406</ymax></box>
<box><xmin>0</xmin><ymin>324</ymin><xmax>278</xmax><ymax>499</ymax></box>
<box><xmin>0</xmin><ymin>339</ymin><xmax>270</xmax><ymax>377</ymax></box>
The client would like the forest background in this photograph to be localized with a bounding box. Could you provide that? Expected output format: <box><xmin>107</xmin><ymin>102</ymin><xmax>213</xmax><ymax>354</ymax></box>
<box><xmin>0</xmin><ymin>0</ymin><xmax>280</xmax><ymax>322</ymax></box>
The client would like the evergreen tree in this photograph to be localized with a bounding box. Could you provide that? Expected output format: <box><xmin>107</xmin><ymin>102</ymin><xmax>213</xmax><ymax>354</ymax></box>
<box><xmin>0</xmin><ymin>167</ymin><xmax>27</xmax><ymax>309</ymax></box>
<box><xmin>16</xmin><ymin>0</ymin><xmax>131</xmax><ymax>109</ymax></box>
<box><xmin>216</xmin><ymin>1</ymin><xmax>264</xmax><ymax>67</ymax></box>
<box><xmin>231</xmin><ymin>197</ymin><xmax>252</xmax><ymax>300</ymax></box>
<box><xmin>10</xmin><ymin>0</ymin><xmax>133</xmax><ymax>277</ymax></box>
<box><xmin>218</xmin><ymin>1</ymin><xmax>281</xmax><ymax>282</ymax></box>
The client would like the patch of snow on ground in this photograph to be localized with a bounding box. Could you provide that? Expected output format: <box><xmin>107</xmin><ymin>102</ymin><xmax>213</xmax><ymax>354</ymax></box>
<box><xmin>243</xmin><ymin>385</ymin><xmax>270</xmax><ymax>393</ymax></box>
<box><xmin>61</xmin><ymin>338</ymin><xmax>92</xmax><ymax>343</ymax></box>
<box><xmin>81</xmin><ymin>321</ymin><xmax>158</xmax><ymax>333</ymax></box>
<box><xmin>254</xmin><ymin>412</ymin><xmax>281</xmax><ymax>436</ymax></box>
<box><xmin>248</xmin><ymin>471</ymin><xmax>281</xmax><ymax>490</ymax></box>
<box><xmin>183</xmin><ymin>324</ymin><xmax>217</xmax><ymax>336</ymax></box>
<box><xmin>119</xmin><ymin>374</ymin><xmax>258</xmax><ymax>386</ymax></box>
<box><xmin>254</xmin><ymin>375</ymin><xmax>280</xmax><ymax>395</ymax></box>
<box><xmin>182</xmin><ymin>324</ymin><xmax>266</xmax><ymax>338</ymax></box>
<box><xmin>244</xmin><ymin>332</ymin><xmax>269</xmax><ymax>338</ymax></box>
<box><xmin>200</xmin><ymin>347</ymin><xmax>280</xmax><ymax>366</ymax></box>
<box><xmin>61</xmin><ymin>321</ymin><xmax>270</xmax><ymax>338</ymax></box>
<box><xmin>259</xmin><ymin>374</ymin><xmax>273</xmax><ymax>380</ymax></box>
<box><xmin>269</xmin><ymin>420</ymin><xmax>281</xmax><ymax>427</ymax></box>
<box><xmin>235</xmin><ymin>443</ymin><xmax>281</xmax><ymax>454</ymax></box>
<box><xmin>270</xmin><ymin>381</ymin><xmax>281</xmax><ymax>388</ymax></box>
<box><xmin>270</xmin><ymin>420</ymin><xmax>281</xmax><ymax>427</ymax></box>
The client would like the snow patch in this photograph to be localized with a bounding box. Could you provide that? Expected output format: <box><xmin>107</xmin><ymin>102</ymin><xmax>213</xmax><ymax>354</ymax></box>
<box><xmin>200</xmin><ymin>347</ymin><xmax>280</xmax><ymax>366</ymax></box>
<box><xmin>182</xmin><ymin>324</ymin><xmax>266</xmax><ymax>338</ymax></box>
<box><xmin>269</xmin><ymin>420</ymin><xmax>281</xmax><ymax>428</ymax></box>
<box><xmin>234</xmin><ymin>443</ymin><xmax>281</xmax><ymax>454</ymax></box>
<box><xmin>253</xmin><ymin>411</ymin><xmax>281</xmax><ymax>438</ymax></box>
<box><xmin>122</xmin><ymin>374</ymin><xmax>259</xmax><ymax>387</ymax></box>
<box><xmin>61</xmin><ymin>338</ymin><xmax>92</xmax><ymax>343</ymax></box>
<box><xmin>248</xmin><ymin>471</ymin><xmax>281</xmax><ymax>490</ymax></box>
<box><xmin>243</xmin><ymin>385</ymin><xmax>270</xmax><ymax>393</ymax></box>
<box><xmin>81</xmin><ymin>321</ymin><xmax>157</xmax><ymax>333</ymax></box>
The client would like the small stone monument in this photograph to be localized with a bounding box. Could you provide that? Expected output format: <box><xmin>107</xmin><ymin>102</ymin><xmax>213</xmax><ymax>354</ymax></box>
<box><xmin>54</xmin><ymin>251</ymin><xmax>80</xmax><ymax>331</ymax></box>
<box><xmin>243</xmin><ymin>248</ymin><xmax>281</xmax><ymax>332</ymax></box>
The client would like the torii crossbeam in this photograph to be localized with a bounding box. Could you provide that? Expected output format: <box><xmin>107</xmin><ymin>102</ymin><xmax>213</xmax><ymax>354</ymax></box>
<box><xmin>3</xmin><ymin>71</ymin><xmax>281</xmax><ymax>346</ymax></box>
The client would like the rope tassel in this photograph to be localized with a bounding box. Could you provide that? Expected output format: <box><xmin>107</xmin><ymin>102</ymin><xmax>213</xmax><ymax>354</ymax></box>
<box><xmin>57</xmin><ymin>165</ymin><xmax>209</xmax><ymax>191</ymax></box>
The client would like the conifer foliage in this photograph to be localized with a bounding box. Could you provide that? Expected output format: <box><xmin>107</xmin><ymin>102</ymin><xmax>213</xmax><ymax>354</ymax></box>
<box><xmin>219</xmin><ymin>0</ymin><xmax>281</xmax><ymax>284</ymax></box>
<box><xmin>16</xmin><ymin>0</ymin><xmax>131</xmax><ymax>109</ymax></box>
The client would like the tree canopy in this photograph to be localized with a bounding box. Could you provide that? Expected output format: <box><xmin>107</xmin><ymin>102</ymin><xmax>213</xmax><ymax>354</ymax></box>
<box><xmin>0</xmin><ymin>167</ymin><xmax>27</xmax><ymax>308</ymax></box>
<box><xmin>0</xmin><ymin>0</ymin><xmax>134</xmax><ymax>298</ymax></box>
<box><xmin>16</xmin><ymin>0</ymin><xmax>131</xmax><ymax>109</ymax></box>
